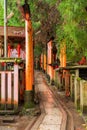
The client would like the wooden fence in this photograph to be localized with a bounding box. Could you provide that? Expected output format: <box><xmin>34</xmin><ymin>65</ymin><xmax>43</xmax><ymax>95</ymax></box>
<box><xmin>0</xmin><ymin>65</ymin><xmax>19</xmax><ymax>110</ymax></box>
<box><xmin>54</xmin><ymin>68</ymin><xmax>87</xmax><ymax>113</ymax></box>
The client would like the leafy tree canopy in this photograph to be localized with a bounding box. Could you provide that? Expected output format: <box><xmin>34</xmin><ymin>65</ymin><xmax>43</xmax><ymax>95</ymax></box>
<box><xmin>0</xmin><ymin>0</ymin><xmax>41</xmax><ymax>29</ymax></box>
<box><xmin>57</xmin><ymin>0</ymin><xmax>87</xmax><ymax>61</ymax></box>
<box><xmin>0</xmin><ymin>0</ymin><xmax>87</xmax><ymax>62</ymax></box>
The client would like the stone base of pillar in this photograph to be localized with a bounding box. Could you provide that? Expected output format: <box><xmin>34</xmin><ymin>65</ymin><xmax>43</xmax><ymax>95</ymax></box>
<box><xmin>51</xmin><ymin>79</ymin><xmax>54</xmax><ymax>85</ymax></box>
<box><xmin>24</xmin><ymin>90</ymin><xmax>34</xmax><ymax>108</ymax></box>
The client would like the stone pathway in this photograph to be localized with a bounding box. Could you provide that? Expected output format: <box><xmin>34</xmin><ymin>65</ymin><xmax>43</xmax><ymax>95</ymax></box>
<box><xmin>0</xmin><ymin>126</ymin><xmax>17</xmax><ymax>130</ymax></box>
<box><xmin>35</xmin><ymin>71</ymin><xmax>63</xmax><ymax>130</ymax></box>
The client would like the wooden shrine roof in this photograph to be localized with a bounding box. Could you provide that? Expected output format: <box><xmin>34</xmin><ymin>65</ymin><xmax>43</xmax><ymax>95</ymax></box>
<box><xmin>0</xmin><ymin>26</ymin><xmax>25</xmax><ymax>43</ymax></box>
<box><xmin>0</xmin><ymin>26</ymin><xmax>25</xmax><ymax>37</ymax></box>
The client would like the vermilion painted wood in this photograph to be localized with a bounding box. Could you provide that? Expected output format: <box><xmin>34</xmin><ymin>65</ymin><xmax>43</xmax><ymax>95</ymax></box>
<box><xmin>8</xmin><ymin>45</ymin><xmax>11</xmax><ymax>57</ymax></box>
<box><xmin>60</xmin><ymin>41</ymin><xmax>66</xmax><ymax>67</ymax></box>
<box><xmin>41</xmin><ymin>54</ymin><xmax>43</xmax><ymax>69</ymax></box>
<box><xmin>25</xmin><ymin>13</ymin><xmax>33</xmax><ymax>91</ymax></box>
<box><xmin>44</xmin><ymin>54</ymin><xmax>46</xmax><ymax>71</ymax></box>
<box><xmin>47</xmin><ymin>40</ymin><xmax>53</xmax><ymax>80</ymax></box>
<box><xmin>17</xmin><ymin>44</ymin><xmax>21</xmax><ymax>58</ymax></box>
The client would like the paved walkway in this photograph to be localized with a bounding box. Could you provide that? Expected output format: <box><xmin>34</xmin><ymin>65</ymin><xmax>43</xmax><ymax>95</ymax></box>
<box><xmin>0</xmin><ymin>71</ymin><xmax>66</xmax><ymax>130</ymax></box>
<box><xmin>34</xmin><ymin>71</ymin><xmax>64</xmax><ymax>130</ymax></box>
<box><xmin>0</xmin><ymin>126</ymin><xmax>17</xmax><ymax>130</ymax></box>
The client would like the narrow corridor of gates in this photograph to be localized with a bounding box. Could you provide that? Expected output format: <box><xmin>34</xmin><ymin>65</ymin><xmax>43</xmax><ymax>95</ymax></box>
<box><xmin>31</xmin><ymin>70</ymin><xmax>66</xmax><ymax>130</ymax></box>
<box><xmin>0</xmin><ymin>70</ymin><xmax>86</xmax><ymax>130</ymax></box>
<box><xmin>31</xmin><ymin>70</ymin><xmax>86</xmax><ymax>130</ymax></box>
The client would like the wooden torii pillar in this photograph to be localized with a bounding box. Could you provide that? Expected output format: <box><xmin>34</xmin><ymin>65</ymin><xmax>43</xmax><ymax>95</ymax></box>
<box><xmin>47</xmin><ymin>40</ymin><xmax>53</xmax><ymax>81</ymax></box>
<box><xmin>22</xmin><ymin>1</ymin><xmax>34</xmax><ymax>104</ymax></box>
<box><xmin>60</xmin><ymin>40</ymin><xmax>70</xmax><ymax>96</ymax></box>
<box><xmin>60</xmin><ymin>40</ymin><xmax>66</xmax><ymax>67</ymax></box>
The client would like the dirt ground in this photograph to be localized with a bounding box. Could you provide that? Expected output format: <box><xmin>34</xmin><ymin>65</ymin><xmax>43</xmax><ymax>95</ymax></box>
<box><xmin>0</xmin><ymin>105</ymin><xmax>41</xmax><ymax>130</ymax></box>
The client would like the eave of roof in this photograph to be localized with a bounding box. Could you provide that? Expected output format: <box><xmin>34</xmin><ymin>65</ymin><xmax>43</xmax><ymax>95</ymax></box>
<box><xmin>0</xmin><ymin>26</ymin><xmax>25</xmax><ymax>37</ymax></box>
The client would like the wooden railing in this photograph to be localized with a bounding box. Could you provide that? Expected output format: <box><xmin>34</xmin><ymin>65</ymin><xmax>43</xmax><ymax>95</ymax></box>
<box><xmin>70</xmin><ymin>74</ymin><xmax>87</xmax><ymax>113</ymax></box>
<box><xmin>54</xmin><ymin>67</ymin><xmax>87</xmax><ymax>113</ymax></box>
<box><xmin>0</xmin><ymin>64</ymin><xmax>19</xmax><ymax>110</ymax></box>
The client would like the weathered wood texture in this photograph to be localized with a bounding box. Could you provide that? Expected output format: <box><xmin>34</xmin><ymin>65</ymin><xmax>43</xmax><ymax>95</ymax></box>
<box><xmin>0</xmin><ymin>65</ymin><xmax>19</xmax><ymax>109</ymax></box>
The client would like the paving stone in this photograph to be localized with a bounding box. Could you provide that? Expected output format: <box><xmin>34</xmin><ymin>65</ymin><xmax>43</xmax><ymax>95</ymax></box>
<box><xmin>0</xmin><ymin>126</ymin><xmax>17</xmax><ymax>130</ymax></box>
<box><xmin>38</xmin><ymin>124</ymin><xmax>61</xmax><ymax>130</ymax></box>
<box><xmin>45</xmin><ymin>108</ymin><xmax>62</xmax><ymax>116</ymax></box>
<box><xmin>42</xmin><ymin>115</ymin><xmax>62</xmax><ymax>125</ymax></box>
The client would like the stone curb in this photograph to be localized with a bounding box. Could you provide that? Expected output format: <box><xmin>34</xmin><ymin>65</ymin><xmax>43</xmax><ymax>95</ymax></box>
<box><xmin>50</xmin><ymin>86</ymin><xmax>67</xmax><ymax>130</ymax></box>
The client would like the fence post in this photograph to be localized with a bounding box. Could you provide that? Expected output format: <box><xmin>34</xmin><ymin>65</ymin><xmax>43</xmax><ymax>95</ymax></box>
<box><xmin>14</xmin><ymin>64</ymin><xmax>19</xmax><ymax>109</ymax></box>
<box><xmin>7</xmin><ymin>72</ymin><xmax>12</xmax><ymax>108</ymax></box>
<box><xmin>1</xmin><ymin>72</ymin><xmax>5</xmax><ymax>108</ymax></box>
<box><xmin>74</xmin><ymin>69</ymin><xmax>79</xmax><ymax>108</ymax></box>
<box><xmin>65</xmin><ymin>70</ymin><xmax>70</xmax><ymax>96</ymax></box>
<box><xmin>74</xmin><ymin>76</ymin><xmax>77</xmax><ymax>108</ymax></box>
<box><xmin>80</xmin><ymin>80</ymin><xmax>87</xmax><ymax>113</ymax></box>
<box><xmin>80</xmin><ymin>80</ymin><xmax>83</xmax><ymax>112</ymax></box>
<box><xmin>70</xmin><ymin>74</ymin><xmax>75</xmax><ymax>100</ymax></box>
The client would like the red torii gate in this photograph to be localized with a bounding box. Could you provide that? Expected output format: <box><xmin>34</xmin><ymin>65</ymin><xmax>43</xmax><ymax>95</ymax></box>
<box><xmin>22</xmin><ymin>2</ymin><xmax>34</xmax><ymax>104</ymax></box>
<box><xmin>0</xmin><ymin>2</ymin><xmax>34</xmax><ymax>108</ymax></box>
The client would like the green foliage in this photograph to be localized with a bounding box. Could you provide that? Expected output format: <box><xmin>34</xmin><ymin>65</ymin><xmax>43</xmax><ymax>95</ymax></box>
<box><xmin>0</xmin><ymin>0</ymin><xmax>24</xmax><ymax>26</ymax></box>
<box><xmin>0</xmin><ymin>0</ymin><xmax>40</xmax><ymax>30</ymax></box>
<box><xmin>0</xmin><ymin>1</ymin><xmax>4</xmax><ymax>25</ymax></box>
<box><xmin>24</xmin><ymin>102</ymin><xmax>35</xmax><ymax>109</ymax></box>
<box><xmin>0</xmin><ymin>0</ymin><xmax>87</xmax><ymax>63</ymax></box>
<box><xmin>44</xmin><ymin>0</ymin><xmax>58</xmax><ymax>5</ymax></box>
<box><xmin>56</xmin><ymin>0</ymin><xmax>87</xmax><ymax>62</ymax></box>
<box><xmin>7</xmin><ymin>1</ymin><xmax>24</xmax><ymax>26</ymax></box>
<box><xmin>34</xmin><ymin>44</ymin><xmax>43</xmax><ymax>58</ymax></box>
<box><xmin>32</xmin><ymin>21</ymin><xmax>41</xmax><ymax>31</ymax></box>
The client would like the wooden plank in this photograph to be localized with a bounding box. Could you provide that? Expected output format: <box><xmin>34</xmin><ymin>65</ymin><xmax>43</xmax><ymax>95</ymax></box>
<box><xmin>70</xmin><ymin>74</ymin><xmax>75</xmax><ymax>99</ymax></box>
<box><xmin>65</xmin><ymin>70</ymin><xmax>70</xmax><ymax>96</ymax></box>
<box><xmin>13</xmin><ymin>65</ymin><xmax>18</xmax><ymax>107</ymax></box>
<box><xmin>25</xmin><ymin>18</ymin><xmax>33</xmax><ymax>91</ymax></box>
<box><xmin>80</xmin><ymin>80</ymin><xmax>83</xmax><ymax>112</ymax></box>
<box><xmin>80</xmin><ymin>80</ymin><xmax>87</xmax><ymax>113</ymax></box>
<box><xmin>1</xmin><ymin>72</ymin><xmax>6</xmax><ymax>103</ymax></box>
<box><xmin>7</xmin><ymin>72</ymin><xmax>12</xmax><ymax>104</ymax></box>
<box><xmin>0</xmin><ymin>26</ymin><xmax>25</xmax><ymax>37</ymax></box>
<box><xmin>55</xmin><ymin>65</ymin><xmax>87</xmax><ymax>72</ymax></box>
<box><xmin>74</xmin><ymin>77</ymin><xmax>77</xmax><ymax>107</ymax></box>
<box><xmin>0</xmin><ymin>57</ymin><xmax>22</xmax><ymax>63</ymax></box>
